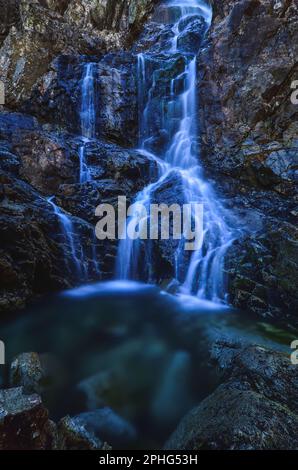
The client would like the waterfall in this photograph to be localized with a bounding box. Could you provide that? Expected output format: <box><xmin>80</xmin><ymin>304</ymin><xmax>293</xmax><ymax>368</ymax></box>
<box><xmin>45</xmin><ymin>64</ymin><xmax>100</xmax><ymax>281</ymax></box>
<box><xmin>79</xmin><ymin>62</ymin><xmax>97</xmax><ymax>184</ymax></box>
<box><xmin>116</xmin><ymin>0</ymin><xmax>237</xmax><ymax>304</ymax></box>
<box><xmin>47</xmin><ymin>197</ymin><xmax>86</xmax><ymax>278</ymax></box>
<box><xmin>48</xmin><ymin>197</ymin><xmax>100</xmax><ymax>280</ymax></box>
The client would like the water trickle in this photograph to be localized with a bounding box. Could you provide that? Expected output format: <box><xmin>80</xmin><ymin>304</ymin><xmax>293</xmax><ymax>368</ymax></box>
<box><xmin>116</xmin><ymin>0</ymin><xmax>237</xmax><ymax>304</ymax></box>
<box><xmin>47</xmin><ymin>196</ymin><xmax>86</xmax><ymax>278</ymax></box>
<box><xmin>79</xmin><ymin>62</ymin><xmax>97</xmax><ymax>184</ymax></box>
<box><xmin>47</xmin><ymin>196</ymin><xmax>101</xmax><ymax>281</ymax></box>
<box><xmin>81</xmin><ymin>63</ymin><xmax>96</xmax><ymax>140</ymax></box>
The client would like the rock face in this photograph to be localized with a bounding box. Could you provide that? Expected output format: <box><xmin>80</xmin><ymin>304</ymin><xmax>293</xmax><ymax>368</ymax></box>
<box><xmin>0</xmin><ymin>109</ymin><xmax>156</xmax><ymax>311</ymax></box>
<box><xmin>165</xmin><ymin>343</ymin><xmax>298</xmax><ymax>450</ymax></box>
<box><xmin>0</xmin><ymin>0</ymin><xmax>157</xmax><ymax>110</ymax></box>
<box><xmin>196</xmin><ymin>0</ymin><xmax>298</xmax><ymax>326</ymax></box>
<box><xmin>200</xmin><ymin>0</ymin><xmax>298</xmax><ymax>190</ymax></box>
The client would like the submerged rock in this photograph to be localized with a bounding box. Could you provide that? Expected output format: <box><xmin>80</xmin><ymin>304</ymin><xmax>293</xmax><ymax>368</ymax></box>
<box><xmin>151</xmin><ymin>351</ymin><xmax>194</xmax><ymax>428</ymax></box>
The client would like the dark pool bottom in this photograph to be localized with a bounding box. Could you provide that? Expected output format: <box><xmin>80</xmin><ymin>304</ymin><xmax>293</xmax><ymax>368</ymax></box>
<box><xmin>0</xmin><ymin>281</ymin><xmax>292</xmax><ymax>449</ymax></box>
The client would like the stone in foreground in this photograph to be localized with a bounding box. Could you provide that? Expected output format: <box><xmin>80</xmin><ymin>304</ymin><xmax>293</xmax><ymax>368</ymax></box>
<box><xmin>0</xmin><ymin>387</ymin><xmax>57</xmax><ymax>450</ymax></box>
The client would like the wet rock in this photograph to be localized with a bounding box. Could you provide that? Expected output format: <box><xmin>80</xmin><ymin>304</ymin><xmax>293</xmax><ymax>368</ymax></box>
<box><xmin>226</xmin><ymin>216</ymin><xmax>298</xmax><ymax>327</ymax></box>
<box><xmin>199</xmin><ymin>0</ymin><xmax>298</xmax><ymax>189</ymax></box>
<box><xmin>0</xmin><ymin>142</ymin><xmax>20</xmax><ymax>174</ymax></box>
<box><xmin>166</xmin><ymin>342</ymin><xmax>298</xmax><ymax>450</ymax></box>
<box><xmin>97</xmin><ymin>52</ymin><xmax>138</xmax><ymax>146</ymax></box>
<box><xmin>56</xmin><ymin>139</ymin><xmax>158</xmax><ymax>221</ymax></box>
<box><xmin>211</xmin><ymin>341</ymin><xmax>298</xmax><ymax>412</ymax></box>
<box><xmin>38</xmin><ymin>0</ymin><xmax>70</xmax><ymax>15</ymax></box>
<box><xmin>0</xmin><ymin>169</ymin><xmax>100</xmax><ymax>313</ymax></box>
<box><xmin>22</xmin><ymin>55</ymin><xmax>85</xmax><ymax>135</ymax></box>
<box><xmin>14</xmin><ymin>131</ymin><xmax>78</xmax><ymax>194</ymax></box>
<box><xmin>0</xmin><ymin>111</ymin><xmax>38</xmax><ymax>140</ymax></box>
<box><xmin>58</xmin><ymin>415</ymin><xmax>110</xmax><ymax>450</ymax></box>
<box><xmin>0</xmin><ymin>387</ymin><xmax>57</xmax><ymax>450</ymax></box>
<box><xmin>71</xmin><ymin>408</ymin><xmax>137</xmax><ymax>447</ymax></box>
<box><xmin>25</xmin><ymin>51</ymin><xmax>138</xmax><ymax>145</ymax></box>
<box><xmin>133</xmin><ymin>22</ymin><xmax>174</xmax><ymax>54</ymax></box>
<box><xmin>10</xmin><ymin>352</ymin><xmax>46</xmax><ymax>395</ymax></box>
<box><xmin>0</xmin><ymin>0</ymin><xmax>157</xmax><ymax>110</ymax></box>
<box><xmin>177</xmin><ymin>16</ymin><xmax>207</xmax><ymax>54</ymax></box>
<box><xmin>0</xmin><ymin>0</ymin><xmax>20</xmax><ymax>46</ymax></box>
<box><xmin>165</xmin><ymin>384</ymin><xmax>298</xmax><ymax>450</ymax></box>
<box><xmin>65</xmin><ymin>0</ymin><xmax>158</xmax><ymax>42</ymax></box>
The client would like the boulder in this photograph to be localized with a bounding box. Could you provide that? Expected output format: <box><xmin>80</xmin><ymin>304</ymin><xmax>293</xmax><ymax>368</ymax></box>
<box><xmin>10</xmin><ymin>352</ymin><xmax>46</xmax><ymax>395</ymax></box>
<box><xmin>211</xmin><ymin>341</ymin><xmax>298</xmax><ymax>412</ymax></box>
<box><xmin>165</xmin><ymin>342</ymin><xmax>298</xmax><ymax>450</ymax></box>
<box><xmin>58</xmin><ymin>415</ymin><xmax>110</xmax><ymax>450</ymax></box>
<box><xmin>69</xmin><ymin>408</ymin><xmax>137</xmax><ymax>447</ymax></box>
<box><xmin>165</xmin><ymin>384</ymin><xmax>298</xmax><ymax>450</ymax></box>
<box><xmin>0</xmin><ymin>387</ymin><xmax>57</xmax><ymax>450</ymax></box>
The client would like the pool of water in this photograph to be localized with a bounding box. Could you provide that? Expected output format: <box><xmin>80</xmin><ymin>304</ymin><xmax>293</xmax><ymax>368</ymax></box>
<box><xmin>0</xmin><ymin>281</ymin><xmax>293</xmax><ymax>449</ymax></box>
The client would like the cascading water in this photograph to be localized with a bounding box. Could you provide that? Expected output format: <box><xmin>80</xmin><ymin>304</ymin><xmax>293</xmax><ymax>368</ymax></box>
<box><xmin>116</xmin><ymin>0</ymin><xmax>237</xmax><ymax>304</ymax></box>
<box><xmin>79</xmin><ymin>62</ymin><xmax>97</xmax><ymax>183</ymax></box>
<box><xmin>47</xmin><ymin>196</ymin><xmax>86</xmax><ymax>278</ymax></box>
<box><xmin>45</xmin><ymin>63</ymin><xmax>100</xmax><ymax>281</ymax></box>
<box><xmin>47</xmin><ymin>196</ymin><xmax>100</xmax><ymax>280</ymax></box>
